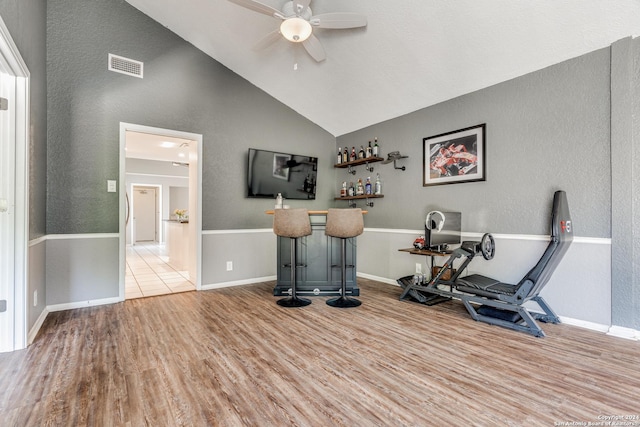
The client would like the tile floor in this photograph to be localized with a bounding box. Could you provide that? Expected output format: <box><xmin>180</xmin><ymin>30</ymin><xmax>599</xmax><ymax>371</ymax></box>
<box><xmin>125</xmin><ymin>242</ymin><xmax>195</xmax><ymax>299</ymax></box>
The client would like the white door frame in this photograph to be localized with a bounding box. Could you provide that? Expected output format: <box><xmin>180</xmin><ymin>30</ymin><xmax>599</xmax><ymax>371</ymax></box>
<box><xmin>119</xmin><ymin>122</ymin><xmax>203</xmax><ymax>299</ymax></box>
<box><xmin>0</xmin><ymin>16</ymin><xmax>29</xmax><ymax>352</ymax></box>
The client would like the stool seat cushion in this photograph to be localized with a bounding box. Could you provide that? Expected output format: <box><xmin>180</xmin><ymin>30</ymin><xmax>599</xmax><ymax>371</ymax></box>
<box><xmin>273</xmin><ymin>208</ymin><xmax>312</xmax><ymax>238</ymax></box>
<box><xmin>326</xmin><ymin>208</ymin><xmax>364</xmax><ymax>238</ymax></box>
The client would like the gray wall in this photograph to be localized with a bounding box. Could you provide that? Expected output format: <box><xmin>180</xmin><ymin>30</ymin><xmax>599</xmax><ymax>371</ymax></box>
<box><xmin>0</xmin><ymin>0</ymin><xmax>47</xmax><ymax>239</ymax></box>
<box><xmin>611</xmin><ymin>37</ymin><xmax>640</xmax><ymax>330</ymax></box>
<box><xmin>340</xmin><ymin>45</ymin><xmax>640</xmax><ymax>331</ymax></box>
<box><xmin>0</xmin><ymin>0</ymin><xmax>48</xmax><ymax>333</ymax></box>
<box><xmin>337</xmin><ymin>48</ymin><xmax>611</xmax><ymax>238</ymax></box>
<box><xmin>46</xmin><ymin>0</ymin><xmax>335</xmax><ymax>236</ymax></box>
<box><xmin>44</xmin><ymin>0</ymin><xmax>334</xmax><ymax>303</ymax></box>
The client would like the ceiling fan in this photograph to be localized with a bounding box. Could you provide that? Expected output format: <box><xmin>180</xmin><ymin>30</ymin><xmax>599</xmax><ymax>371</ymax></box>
<box><xmin>228</xmin><ymin>0</ymin><xmax>367</xmax><ymax>62</ymax></box>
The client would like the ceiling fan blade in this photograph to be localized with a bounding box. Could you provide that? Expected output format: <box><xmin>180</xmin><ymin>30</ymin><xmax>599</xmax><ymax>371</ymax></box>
<box><xmin>292</xmin><ymin>0</ymin><xmax>311</xmax><ymax>15</ymax></box>
<box><xmin>302</xmin><ymin>34</ymin><xmax>326</xmax><ymax>62</ymax></box>
<box><xmin>228</xmin><ymin>0</ymin><xmax>283</xmax><ymax>19</ymax></box>
<box><xmin>310</xmin><ymin>12</ymin><xmax>367</xmax><ymax>29</ymax></box>
<box><xmin>253</xmin><ymin>30</ymin><xmax>282</xmax><ymax>51</ymax></box>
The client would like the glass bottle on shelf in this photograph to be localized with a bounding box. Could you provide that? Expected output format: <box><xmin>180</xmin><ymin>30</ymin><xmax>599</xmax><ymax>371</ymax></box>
<box><xmin>340</xmin><ymin>181</ymin><xmax>347</xmax><ymax>197</ymax></box>
<box><xmin>365</xmin><ymin>177</ymin><xmax>372</xmax><ymax>195</ymax></box>
<box><xmin>348</xmin><ymin>182</ymin><xmax>355</xmax><ymax>197</ymax></box>
<box><xmin>375</xmin><ymin>173</ymin><xmax>382</xmax><ymax>195</ymax></box>
<box><xmin>373</xmin><ymin>137</ymin><xmax>379</xmax><ymax>157</ymax></box>
<box><xmin>342</xmin><ymin>148</ymin><xmax>348</xmax><ymax>163</ymax></box>
<box><xmin>350</xmin><ymin>147</ymin><xmax>356</xmax><ymax>161</ymax></box>
<box><xmin>356</xmin><ymin>178</ymin><xmax>364</xmax><ymax>196</ymax></box>
<box><xmin>366</xmin><ymin>141</ymin><xmax>372</xmax><ymax>158</ymax></box>
<box><xmin>337</xmin><ymin>147</ymin><xmax>342</xmax><ymax>164</ymax></box>
<box><xmin>358</xmin><ymin>145</ymin><xmax>365</xmax><ymax>159</ymax></box>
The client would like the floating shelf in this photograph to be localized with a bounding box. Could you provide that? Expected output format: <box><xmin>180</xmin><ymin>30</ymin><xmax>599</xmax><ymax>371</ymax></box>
<box><xmin>334</xmin><ymin>157</ymin><xmax>384</xmax><ymax>168</ymax></box>
<box><xmin>335</xmin><ymin>194</ymin><xmax>384</xmax><ymax>201</ymax></box>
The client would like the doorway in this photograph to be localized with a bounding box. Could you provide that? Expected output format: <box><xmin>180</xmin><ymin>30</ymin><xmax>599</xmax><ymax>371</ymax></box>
<box><xmin>0</xmin><ymin>16</ymin><xmax>29</xmax><ymax>352</ymax></box>
<box><xmin>119</xmin><ymin>123</ymin><xmax>203</xmax><ymax>301</ymax></box>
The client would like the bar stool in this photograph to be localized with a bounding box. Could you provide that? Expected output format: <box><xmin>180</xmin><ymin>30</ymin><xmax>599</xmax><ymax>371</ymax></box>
<box><xmin>325</xmin><ymin>208</ymin><xmax>364</xmax><ymax>308</ymax></box>
<box><xmin>273</xmin><ymin>208</ymin><xmax>312</xmax><ymax>307</ymax></box>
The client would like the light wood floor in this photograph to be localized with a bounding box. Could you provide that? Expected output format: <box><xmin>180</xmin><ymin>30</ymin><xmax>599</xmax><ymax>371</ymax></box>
<box><xmin>1</xmin><ymin>279</ymin><xmax>639</xmax><ymax>426</ymax></box>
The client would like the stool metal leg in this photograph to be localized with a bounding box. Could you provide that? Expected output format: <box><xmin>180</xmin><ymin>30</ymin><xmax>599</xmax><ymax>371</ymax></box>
<box><xmin>327</xmin><ymin>237</ymin><xmax>361</xmax><ymax>308</ymax></box>
<box><xmin>277</xmin><ymin>237</ymin><xmax>311</xmax><ymax>307</ymax></box>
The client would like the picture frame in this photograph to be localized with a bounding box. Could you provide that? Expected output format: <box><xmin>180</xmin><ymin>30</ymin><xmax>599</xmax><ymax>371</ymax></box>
<box><xmin>272</xmin><ymin>153</ymin><xmax>291</xmax><ymax>180</ymax></box>
<box><xmin>423</xmin><ymin>123</ymin><xmax>486</xmax><ymax>187</ymax></box>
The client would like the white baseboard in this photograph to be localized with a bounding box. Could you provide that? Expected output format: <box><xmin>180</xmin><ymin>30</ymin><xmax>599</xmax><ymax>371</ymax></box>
<box><xmin>201</xmin><ymin>275</ymin><xmax>277</xmax><ymax>291</ymax></box>
<box><xmin>28</xmin><ymin>308</ymin><xmax>49</xmax><ymax>345</ymax></box>
<box><xmin>47</xmin><ymin>296</ymin><xmax>122</xmax><ymax>313</ymax></box>
<box><xmin>559</xmin><ymin>316</ymin><xmax>610</xmax><ymax>333</ymax></box>
<box><xmin>607</xmin><ymin>325</ymin><xmax>640</xmax><ymax>341</ymax></box>
<box><xmin>357</xmin><ymin>274</ymin><xmax>620</xmax><ymax>336</ymax></box>
<box><xmin>357</xmin><ymin>272</ymin><xmax>399</xmax><ymax>286</ymax></box>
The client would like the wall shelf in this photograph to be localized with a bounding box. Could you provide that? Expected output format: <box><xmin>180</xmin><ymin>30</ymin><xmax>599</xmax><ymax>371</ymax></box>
<box><xmin>336</xmin><ymin>194</ymin><xmax>383</xmax><ymax>208</ymax></box>
<box><xmin>335</xmin><ymin>194</ymin><xmax>384</xmax><ymax>201</ymax></box>
<box><xmin>336</xmin><ymin>156</ymin><xmax>384</xmax><ymax>207</ymax></box>
<box><xmin>334</xmin><ymin>156</ymin><xmax>384</xmax><ymax>169</ymax></box>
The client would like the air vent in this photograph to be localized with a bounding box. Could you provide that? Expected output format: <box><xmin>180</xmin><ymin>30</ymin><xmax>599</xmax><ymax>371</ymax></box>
<box><xmin>108</xmin><ymin>53</ymin><xmax>143</xmax><ymax>78</ymax></box>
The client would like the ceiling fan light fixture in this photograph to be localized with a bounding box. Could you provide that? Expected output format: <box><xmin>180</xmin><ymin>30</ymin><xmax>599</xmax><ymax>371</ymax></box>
<box><xmin>280</xmin><ymin>17</ymin><xmax>312</xmax><ymax>42</ymax></box>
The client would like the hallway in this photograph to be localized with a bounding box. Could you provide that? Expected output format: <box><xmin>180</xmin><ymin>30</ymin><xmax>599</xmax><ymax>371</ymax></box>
<box><xmin>125</xmin><ymin>243</ymin><xmax>195</xmax><ymax>299</ymax></box>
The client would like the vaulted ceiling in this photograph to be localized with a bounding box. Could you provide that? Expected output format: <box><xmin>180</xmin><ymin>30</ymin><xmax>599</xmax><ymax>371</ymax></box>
<box><xmin>125</xmin><ymin>0</ymin><xmax>640</xmax><ymax>136</ymax></box>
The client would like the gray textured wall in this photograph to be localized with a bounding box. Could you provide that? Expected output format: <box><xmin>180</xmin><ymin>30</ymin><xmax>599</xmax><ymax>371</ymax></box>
<box><xmin>45</xmin><ymin>237</ymin><xmax>120</xmax><ymax>305</ymax></box>
<box><xmin>337</xmin><ymin>48</ymin><xmax>611</xmax><ymax>238</ymax></box>
<box><xmin>0</xmin><ymin>0</ymin><xmax>47</xmax><ymax>332</ymax></box>
<box><xmin>46</xmin><ymin>0</ymin><xmax>335</xmax><ymax>235</ymax></box>
<box><xmin>611</xmin><ymin>37</ymin><xmax>640</xmax><ymax>330</ymax></box>
<box><xmin>0</xmin><ymin>0</ymin><xmax>47</xmax><ymax>238</ymax></box>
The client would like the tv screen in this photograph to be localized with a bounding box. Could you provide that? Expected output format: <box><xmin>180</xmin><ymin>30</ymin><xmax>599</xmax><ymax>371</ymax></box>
<box><xmin>247</xmin><ymin>148</ymin><xmax>318</xmax><ymax>200</ymax></box>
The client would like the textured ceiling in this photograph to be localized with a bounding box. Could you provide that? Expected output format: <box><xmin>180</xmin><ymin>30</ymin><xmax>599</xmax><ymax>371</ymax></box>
<box><xmin>125</xmin><ymin>0</ymin><xmax>640</xmax><ymax>136</ymax></box>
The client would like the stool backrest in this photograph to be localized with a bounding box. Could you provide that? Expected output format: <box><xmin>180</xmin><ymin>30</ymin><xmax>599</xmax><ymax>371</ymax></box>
<box><xmin>326</xmin><ymin>208</ymin><xmax>364</xmax><ymax>238</ymax></box>
<box><xmin>273</xmin><ymin>208</ymin><xmax>312</xmax><ymax>238</ymax></box>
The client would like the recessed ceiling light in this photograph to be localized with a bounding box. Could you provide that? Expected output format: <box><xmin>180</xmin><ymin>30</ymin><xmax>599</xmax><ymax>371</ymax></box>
<box><xmin>160</xmin><ymin>141</ymin><xmax>177</xmax><ymax>148</ymax></box>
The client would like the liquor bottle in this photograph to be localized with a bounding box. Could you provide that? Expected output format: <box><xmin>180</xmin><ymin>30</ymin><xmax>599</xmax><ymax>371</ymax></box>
<box><xmin>348</xmin><ymin>182</ymin><xmax>355</xmax><ymax>197</ymax></box>
<box><xmin>374</xmin><ymin>173</ymin><xmax>382</xmax><ymax>195</ymax></box>
<box><xmin>337</xmin><ymin>147</ymin><xmax>342</xmax><ymax>164</ymax></box>
<box><xmin>343</xmin><ymin>148</ymin><xmax>348</xmax><ymax>163</ymax></box>
<box><xmin>358</xmin><ymin>145</ymin><xmax>365</xmax><ymax>159</ymax></box>
<box><xmin>366</xmin><ymin>141</ymin><xmax>372</xmax><ymax>158</ymax></box>
<box><xmin>373</xmin><ymin>138</ymin><xmax>379</xmax><ymax>157</ymax></box>
<box><xmin>350</xmin><ymin>147</ymin><xmax>356</xmax><ymax>161</ymax></box>
<box><xmin>356</xmin><ymin>178</ymin><xmax>364</xmax><ymax>195</ymax></box>
<box><xmin>365</xmin><ymin>177</ymin><xmax>372</xmax><ymax>195</ymax></box>
<box><xmin>340</xmin><ymin>181</ymin><xmax>347</xmax><ymax>198</ymax></box>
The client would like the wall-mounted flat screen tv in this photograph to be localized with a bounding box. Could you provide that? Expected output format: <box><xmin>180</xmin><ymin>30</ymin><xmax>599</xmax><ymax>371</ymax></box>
<box><xmin>247</xmin><ymin>148</ymin><xmax>318</xmax><ymax>200</ymax></box>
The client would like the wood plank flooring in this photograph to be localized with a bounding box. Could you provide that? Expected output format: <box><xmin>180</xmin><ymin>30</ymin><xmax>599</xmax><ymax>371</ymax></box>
<box><xmin>1</xmin><ymin>279</ymin><xmax>639</xmax><ymax>426</ymax></box>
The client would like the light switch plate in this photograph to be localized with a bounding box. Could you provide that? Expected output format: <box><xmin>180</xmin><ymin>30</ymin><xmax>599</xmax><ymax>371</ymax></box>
<box><xmin>107</xmin><ymin>180</ymin><xmax>117</xmax><ymax>192</ymax></box>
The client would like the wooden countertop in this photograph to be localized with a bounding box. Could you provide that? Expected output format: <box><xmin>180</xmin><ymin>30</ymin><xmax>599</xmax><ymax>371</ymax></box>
<box><xmin>265</xmin><ymin>210</ymin><xmax>368</xmax><ymax>215</ymax></box>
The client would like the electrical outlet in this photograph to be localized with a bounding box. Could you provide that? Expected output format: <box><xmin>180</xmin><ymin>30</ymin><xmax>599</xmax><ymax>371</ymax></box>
<box><xmin>226</xmin><ymin>261</ymin><xmax>233</xmax><ymax>271</ymax></box>
<box><xmin>34</xmin><ymin>290</ymin><xmax>38</xmax><ymax>307</ymax></box>
<box><xmin>415</xmin><ymin>263</ymin><xmax>422</xmax><ymax>274</ymax></box>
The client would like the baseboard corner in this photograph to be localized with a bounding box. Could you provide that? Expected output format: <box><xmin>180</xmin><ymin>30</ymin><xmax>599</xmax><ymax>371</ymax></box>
<box><xmin>607</xmin><ymin>325</ymin><xmax>640</xmax><ymax>341</ymax></box>
<box><xmin>27</xmin><ymin>307</ymin><xmax>50</xmax><ymax>345</ymax></box>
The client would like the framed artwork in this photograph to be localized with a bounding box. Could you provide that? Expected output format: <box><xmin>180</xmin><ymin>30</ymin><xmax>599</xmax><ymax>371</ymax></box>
<box><xmin>423</xmin><ymin>123</ymin><xmax>486</xmax><ymax>187</ymax></box>
<box><xmin>272</xmin><ymin>153</ymin><xmax>291</xmax><ymax>180</ymax></box>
